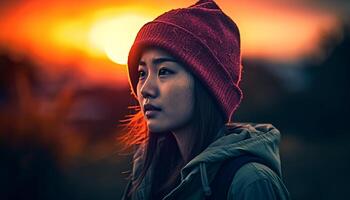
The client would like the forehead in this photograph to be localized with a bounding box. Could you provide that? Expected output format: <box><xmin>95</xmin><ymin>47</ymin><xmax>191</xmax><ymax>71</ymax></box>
<box><xmin>138</xmin><ymin>47</ymin><xmax>184</xmax><ymax>70</ymax></box>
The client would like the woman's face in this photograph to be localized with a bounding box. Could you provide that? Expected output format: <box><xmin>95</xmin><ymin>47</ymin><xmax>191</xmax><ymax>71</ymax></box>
<box><xmin>136</xmin><ymin>47</ymin><xmax>195</xmax><ymax>133</ymax></box>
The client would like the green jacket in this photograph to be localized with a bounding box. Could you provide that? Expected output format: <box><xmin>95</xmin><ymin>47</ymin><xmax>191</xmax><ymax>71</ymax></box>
<box><xmin>122</xmin><ymin>123</ymin><xmax>290</xmax><ymax>200</ymax></box>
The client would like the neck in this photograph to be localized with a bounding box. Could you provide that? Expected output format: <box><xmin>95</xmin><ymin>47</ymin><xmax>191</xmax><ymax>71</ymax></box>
<box><xmin>171</xmin><ymin>124</ymin><xmax>195</xmax><ymax>163</ymax></box>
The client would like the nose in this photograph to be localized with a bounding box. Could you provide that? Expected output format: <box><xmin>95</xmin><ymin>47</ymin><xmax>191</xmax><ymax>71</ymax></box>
<box><xmin>140</xmin><ymin>74</ymin><xmax>158</xmax><ymax>99</ymax></box>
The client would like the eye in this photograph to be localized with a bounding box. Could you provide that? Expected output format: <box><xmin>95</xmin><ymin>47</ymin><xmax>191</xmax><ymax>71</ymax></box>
<box><xmin>159</xmin><ymin>68</ymin><xmax>174</xmax><ymax>76</ymax></box>
<box><xmin>138</xmin><ymin>69</ymin><xmax>146</xmax><ymax>79</ymax></box>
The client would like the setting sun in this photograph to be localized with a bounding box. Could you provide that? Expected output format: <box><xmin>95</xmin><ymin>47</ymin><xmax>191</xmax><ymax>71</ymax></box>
<box><xmin>89</xmin><ymin>14</ymin><xmax>151</xmax><ymax>65</ymax></box>
<box><xmin>0</xmin><ymin>0</ymin><xmax>339</xmax><ymax>70</ymax></box>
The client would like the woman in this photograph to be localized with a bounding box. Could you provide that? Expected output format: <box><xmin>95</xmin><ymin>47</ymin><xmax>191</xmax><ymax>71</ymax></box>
<box><xmin>121</xmin><ymin>0</ymin><xmax>290</xmax><ymax>199</ymax></box>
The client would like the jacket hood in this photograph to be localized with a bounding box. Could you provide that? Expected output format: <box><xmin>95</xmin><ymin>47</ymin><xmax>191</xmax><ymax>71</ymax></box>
<box><xmin>180</xmin><ymin>122</ymin><xmax>282</xmax><ymax>196</ymax></box>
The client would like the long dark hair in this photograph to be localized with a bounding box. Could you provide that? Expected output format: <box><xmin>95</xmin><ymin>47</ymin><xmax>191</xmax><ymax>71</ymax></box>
<box><xmin>120</xmin><ymin>73</ymin><xmax>225</xmax><ymax>199</ymax></box>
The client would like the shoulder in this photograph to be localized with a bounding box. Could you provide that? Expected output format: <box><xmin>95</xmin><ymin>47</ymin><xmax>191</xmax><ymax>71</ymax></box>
<box><xmin>227</xmin><ymin>162</ymin><xmax>290</xmax><ymax>200</ymax></box>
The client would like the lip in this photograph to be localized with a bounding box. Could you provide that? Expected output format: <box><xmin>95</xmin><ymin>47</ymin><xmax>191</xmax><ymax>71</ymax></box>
<box><xmin>143</xmin><ymin>104</ymin><xmax>161</xmax><ymax>118</ymax></box>
<box><xmin>145</xmin><ymin>110</ymin><xmax>160</xmax><ymax>118</ymax></box>
<box><xmin>143</xmin><ymin>104</ymin><xmax>162</xmax><ymax>112</ymax></box>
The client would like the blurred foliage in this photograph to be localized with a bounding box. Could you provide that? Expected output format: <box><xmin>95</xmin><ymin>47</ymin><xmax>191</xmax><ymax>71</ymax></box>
<box><xmin>237</xmin><ymin>21</ymin><xmax>350</xmax><ymax>137</ymax></box>
<box><xmin>0</xmin><ymin>52</ymin><xmax>131</xmax><ymax>199</ymax></box>
<box><xmin>0</xmin><ymin>53</ymin><xmax>82</xmax><ymax>199</ymax></box>
<box><xmin>237</xmin><ymin>21</ymin><xmax>350</xmax><ymax>200</ymax></box>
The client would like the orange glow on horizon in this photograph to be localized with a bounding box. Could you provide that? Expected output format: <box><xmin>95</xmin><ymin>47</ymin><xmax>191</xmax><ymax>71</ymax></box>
<box><xmin>0</xmin><ymin>0</ymin><xmax>340</xmax><ymax>84</ymax></box>
<box><xmin>0</xmin><ymin>5</ymin><xmax>157</xmax><ymax>62</ymax></box>
<box><xmin>220</xmin><ymin>0</ymin><xmax>339</xmax><ymax>61</ymax></box>
<box><xmin>0</xmin><ymin>3</ymin><xmax>160</xmax><ymax>84</ymax></box>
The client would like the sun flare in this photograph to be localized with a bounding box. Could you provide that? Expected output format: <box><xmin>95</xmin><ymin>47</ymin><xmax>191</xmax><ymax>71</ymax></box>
<box><xmin>89</xmin><ymin>14</ymin><xmax>151</xmax><ymax>65</ymax></box>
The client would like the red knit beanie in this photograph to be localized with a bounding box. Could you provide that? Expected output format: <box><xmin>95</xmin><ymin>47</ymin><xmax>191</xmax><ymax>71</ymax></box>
<box><xmin>127</xmin><ymin>0</ymin><xmax>243</xmax><ymax>122</ymax></box>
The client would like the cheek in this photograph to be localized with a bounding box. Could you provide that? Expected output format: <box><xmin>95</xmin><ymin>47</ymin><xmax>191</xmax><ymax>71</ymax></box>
<box><xmin>163</xmin><ymin>80</ymin><xmax>194</xmax><ymax>119</ymax></box>
<box><xmin>136</xmin><ymin>85</ymin><xmax>143</xmax><ymax>106</ymax></box>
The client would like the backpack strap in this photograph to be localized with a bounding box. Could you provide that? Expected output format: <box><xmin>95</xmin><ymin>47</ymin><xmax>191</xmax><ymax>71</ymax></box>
<box><xmin>207</xmin><ymin>154</ymin><xmax>274</xmax><ymax>200</ymax></box>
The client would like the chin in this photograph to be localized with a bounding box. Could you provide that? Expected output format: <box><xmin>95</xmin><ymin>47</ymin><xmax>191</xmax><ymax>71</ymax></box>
<box><xmin>147</xmin><ymin>121</ymin><xmax>169</xmax><ymax>133</ymax></box>
<box><xmin>148</xmin><ymin>125</ymin><xmax>166</xmax><ymax>133</ymax></box>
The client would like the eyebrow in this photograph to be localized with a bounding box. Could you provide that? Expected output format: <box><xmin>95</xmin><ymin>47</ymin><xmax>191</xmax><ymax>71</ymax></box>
<box><xmin>139</xmin><ymin>57</ymin><xmax>178</xmax><ymax>66</ymax></box>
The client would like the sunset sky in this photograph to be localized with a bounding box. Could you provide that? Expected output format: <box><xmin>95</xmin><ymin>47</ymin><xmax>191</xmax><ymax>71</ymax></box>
<box><xmin>0</xmin><ymin>0</ymin><xmax>346</xmax><ymax>85</ymax></box>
